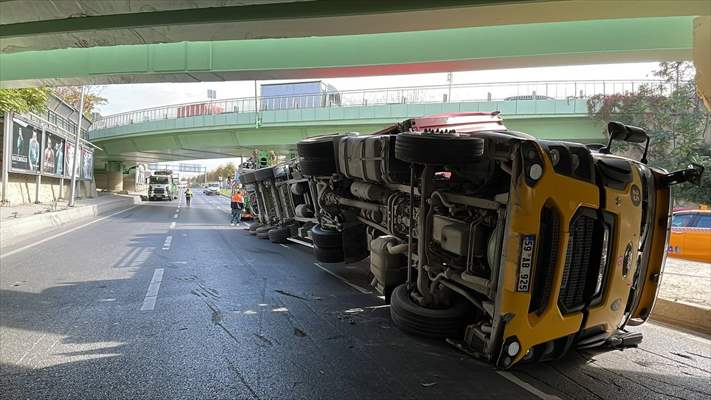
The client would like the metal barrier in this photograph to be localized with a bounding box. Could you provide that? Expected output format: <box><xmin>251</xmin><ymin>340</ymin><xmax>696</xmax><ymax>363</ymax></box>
<box><xmin>90</xmin><ymin>80</ymin><xmax>675</xmax><ymax>131</ymax></box>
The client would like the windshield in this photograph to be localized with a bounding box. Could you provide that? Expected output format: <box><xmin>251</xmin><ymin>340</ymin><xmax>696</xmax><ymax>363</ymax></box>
<box><xmin>149</xmin><ymin>176</ymin><xmax>170</xmax><ymax>184</ymax></box>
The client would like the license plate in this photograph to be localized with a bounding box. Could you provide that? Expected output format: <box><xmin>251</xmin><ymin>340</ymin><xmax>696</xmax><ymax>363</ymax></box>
<box><xmin>517</xmin><ymin>235</ymin><xmax>535</xmax><ymax>292</ymax></box>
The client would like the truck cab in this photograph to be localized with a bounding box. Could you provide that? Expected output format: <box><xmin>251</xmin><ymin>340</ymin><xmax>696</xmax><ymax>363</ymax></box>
<box><xmin>148</xmin><ymin>170</ymin><xmax>176</xmax><ymax>201</ymax></box>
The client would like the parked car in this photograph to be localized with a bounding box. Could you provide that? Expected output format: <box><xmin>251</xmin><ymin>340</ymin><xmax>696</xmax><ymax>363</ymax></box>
<box><xmin>668</xmin><ymin>209</ymin><xmax>711</xmax><ymax>263</ymax></box>
<box><xmin>243</xmin><ymin>112</ymin><xmax>703</xmax><ymax>368</ymax></box>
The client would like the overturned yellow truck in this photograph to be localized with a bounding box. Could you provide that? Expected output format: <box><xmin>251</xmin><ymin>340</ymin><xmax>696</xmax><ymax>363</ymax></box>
<box><xmin>242</xmin><ymin>112</ymin><xmax>703</xmax><ymax>368</ymax></box>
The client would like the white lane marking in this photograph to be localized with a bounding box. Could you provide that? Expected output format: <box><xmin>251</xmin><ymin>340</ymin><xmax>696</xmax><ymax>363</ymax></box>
<box><xmin>279</xmin><ymin>244</ymin><xmax>289</xmax><ymax>248</ymax></box>
<box><xmin>1</xmin><ymin>206</ymin><xmax>139</xmax><ymax>259</ymax></box>
<box><xmin>313</xmin><ymin>263</ymin><xmax>372</xmax><ymax>294</ymax></box>
<box><xmin>286</xmin><ymin>237</ymin><xmax>314</xmax><ymax>248</ymax></box>
<box><xmin>173</xmin><ymin>214</ymin><xmax>178</xmax><ymax>219</ymax></box>
<box><xmin>169</xmin><ymin>222</ymin><xmax>176</xmax><ymax>229</ymax></box>
<box><xmin>162</xmin><ymin>236</ymin><xmax>172</xmax><ymax>250</ymax></box>
<box><xmin>140</xmin><ymin>268</ymin><xmax>165</xmax><ymax>311</ymax></box>
<box><xmin>15</xmin><ymin>333</ymin><xmax>47</xmax><ymax>364</ymax></box>
<box><xmin>496</xmin><ymin>371</ymin><xmax>561</xmax><ymax>400</ymax></box>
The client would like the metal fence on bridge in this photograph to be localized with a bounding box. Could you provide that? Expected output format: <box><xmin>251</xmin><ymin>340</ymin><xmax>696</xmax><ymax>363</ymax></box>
<box><xmin>91</xmin><ymin>80</ymin><xmax>674</xmax><ymax>131</ymax></box>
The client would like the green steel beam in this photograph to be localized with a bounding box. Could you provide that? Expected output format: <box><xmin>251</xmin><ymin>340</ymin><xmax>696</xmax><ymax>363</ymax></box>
<box><xmin>0</xmin><ymin>17</ymin><xmax>693</xmax><ymax>87</ymax></box>
<box><xmin>0</xmin><ymin>0</ymin><xmax>505</xmax><ymax>38</ymax></box>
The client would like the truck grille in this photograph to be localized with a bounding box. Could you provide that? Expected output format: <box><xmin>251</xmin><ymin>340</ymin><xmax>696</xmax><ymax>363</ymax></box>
<box><xmin>558</xmin><ymin>211</ymin><xmax>603</xmax><ymax>314</ymax></box>
<box><xmin>529</xmin><ymin>206</ymin><xmax>561</xmax><ymax>315</ymax></box>
<box><xmin>154</xmin><ymin>188</ymin><xmax>165</xmax><ymax>194</ymax></box>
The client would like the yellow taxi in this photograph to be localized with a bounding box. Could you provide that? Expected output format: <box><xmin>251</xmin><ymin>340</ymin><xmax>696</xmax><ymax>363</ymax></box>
<box><xmin>668</xmin><ymin>209</ymin><xmax>711</xmax><ymax>263</ymax></box>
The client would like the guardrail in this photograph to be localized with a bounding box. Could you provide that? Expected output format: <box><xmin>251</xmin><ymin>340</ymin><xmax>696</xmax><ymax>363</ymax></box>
<box><xmin>90</xmin><ymin>80</ymin><xmax>674</xmax><ymax>131</ymax></box>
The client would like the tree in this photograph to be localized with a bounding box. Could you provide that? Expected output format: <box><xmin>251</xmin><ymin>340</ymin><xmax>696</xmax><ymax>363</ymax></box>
<box><xmin>53</xmin><ymin>86</ymin><xmax>107</xmax><ymax>120</ymax></box>
<box><xmin>588</xmin><ymin>61</ymin><xmax>711</xmax><ymax>204</ymax></box>
<box><xmin>0</xmin><ymin>87</ymin><xmax>50</xmax><ymax>113</ymax></box>
<box><xmin>201</xmin><ymin>162</ymin><xmax>238</xmax><ymax>183</ymax></box>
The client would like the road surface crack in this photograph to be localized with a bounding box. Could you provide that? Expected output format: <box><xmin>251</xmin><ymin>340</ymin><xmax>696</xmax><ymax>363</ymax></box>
<box><xmin>274</xmin><ymin>289</ymin><xmax>320</xmax><ymax>301</ymax></box>
<box><xmin>204</xmin><ymin>301</ymin><xmax>240</xmax><ymax>344</ymax></box>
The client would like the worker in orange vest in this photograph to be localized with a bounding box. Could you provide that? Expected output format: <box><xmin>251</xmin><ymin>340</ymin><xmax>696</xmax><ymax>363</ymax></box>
<box><xmin>230</xmin><ymin>185</ymin><xmax>244</xmax><ymax>225</ymax></box>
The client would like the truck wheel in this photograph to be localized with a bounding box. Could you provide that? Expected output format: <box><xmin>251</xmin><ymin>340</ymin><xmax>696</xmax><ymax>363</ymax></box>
<box><xmin>389</xmin><ymin>284</ymin><xmax>469</xmax><ymax>338</ymax></box>
<box><xmin>297</xmin><ymin>134</ymin><xmax>351</xmax><ymax>176</ymax></box>
<box><xmin>314</xmin><ymin>246</ymin><xmax>344</xmax><ymax>263</ymax></box>
<box><xmin>256</xmin><ymin>225</ymin><xmax>272</xmax><ymax>239</ymax></box>
<box><xmin>310</xmin><ymin>225</ymin><xmax>342</xmax><ymax>248</ymax></box>
<box><xmin>254</xmin><ymin>167</ymin><xmax>275</xmax><ymax>181</ymax></box>
<box><xmin>394</xmin><ymin>133</ymin><xmax>485</xmax><ymax>165</ymax></box>
<box><xmin>248</xmin><ymin>223</ymin><xmax>261</xmax><ymax>235</ymax></box>
<box><xmin>268</xmin><ymin>227</ymin><xmax>290</xmax><ymax>244</ymax></box>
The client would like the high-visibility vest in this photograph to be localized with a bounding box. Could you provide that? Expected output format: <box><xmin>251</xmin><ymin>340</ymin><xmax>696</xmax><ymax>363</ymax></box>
<box><xmin>231</xmin><ymin>192</ymin><xmax>243</xmax><ymax>202</ymax></box>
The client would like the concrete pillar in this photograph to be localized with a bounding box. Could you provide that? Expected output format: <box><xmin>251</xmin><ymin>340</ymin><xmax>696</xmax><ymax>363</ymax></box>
<box><xmin>105</xmin><ymin>161</ymin><xmax>124</xmax><ymax>192</ymax></box>
<box><xmin>106</xmin><ymin>171</ymin><xmax>124</xmax><ymax>192</ymax></box>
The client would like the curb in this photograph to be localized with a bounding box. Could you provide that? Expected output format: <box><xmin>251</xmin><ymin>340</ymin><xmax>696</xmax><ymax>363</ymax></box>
<box><xmin>1</xmin><ymin>195</ymin><xmax>142</xmax><ymax>246</ymax></box>
<box><xmin>651</xmin><ymin>298</ymin><xmax>711</xmax><ymax>335</ymax></box>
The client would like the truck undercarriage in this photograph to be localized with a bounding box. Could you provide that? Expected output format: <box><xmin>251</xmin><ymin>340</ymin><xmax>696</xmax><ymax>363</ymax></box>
<box><xmin>239</xmin><ymin>112</ymin><xmax>703</xmax><ymax>368</ymax></box>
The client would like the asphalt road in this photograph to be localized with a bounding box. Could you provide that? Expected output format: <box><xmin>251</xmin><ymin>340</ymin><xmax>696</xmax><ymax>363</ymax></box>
<box><xmin>1</xmin><ymin>192</ymin><xmax>709</xmax><ymax>400</ymax></box>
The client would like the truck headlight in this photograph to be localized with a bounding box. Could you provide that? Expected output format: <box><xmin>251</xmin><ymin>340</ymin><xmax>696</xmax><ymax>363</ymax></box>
<box><xmin>521</xmin><ymin>141</ymin><xmax>544</xmax><ymax>186</ymax></box>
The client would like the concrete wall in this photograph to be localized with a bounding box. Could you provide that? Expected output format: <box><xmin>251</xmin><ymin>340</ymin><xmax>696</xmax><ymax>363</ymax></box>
<box><xmin>2</xmin><ymin>173</ymin><xmax>96</xmax><ymax>206</ymax></box>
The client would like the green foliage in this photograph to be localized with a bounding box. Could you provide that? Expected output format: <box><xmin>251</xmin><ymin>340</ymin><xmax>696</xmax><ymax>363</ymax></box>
<box><xmin>193</xmin><ymin>162</ymin><xmax>238</xmax><ymax>183</ymax></box>
<box><xmin>53</xmin><ymin>86</ymin><xmax>107</xmax><ymax>120</ymax></box>
<box><xmin>587</xmin><ymin>62</ymin><xmax>711</xmax><ymax>205</ymax></box>
<box><xmin>0</xmin><ymin>87</ymin><xmax>50</xmax><ymax>113</ymax></box>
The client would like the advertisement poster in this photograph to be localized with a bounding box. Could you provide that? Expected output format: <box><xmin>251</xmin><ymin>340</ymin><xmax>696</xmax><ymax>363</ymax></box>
<box><xmin>11</xmin><ymin>119</ymin><xmax>41</xmax><ymax>172</ymax></box>
<box><xmin>81</xmin><ymin>148</ymin><xmax>93</xmax><ymax>180</ymax></box>
<box><xmin>42</xmin><ymin>131</ymin><xmax>66</xmax><ymax>176</ymax></box>
<box><xmin>64</xmin><ymin>141</ymin><xmax>80</xmax><ymax>178</ymax></box>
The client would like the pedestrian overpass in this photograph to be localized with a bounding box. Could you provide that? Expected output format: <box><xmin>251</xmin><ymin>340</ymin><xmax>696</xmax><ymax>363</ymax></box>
<box><xmin>85</xmin><ymin>80</ymin><xmax>656</xmax><ymax>165</ymax></box>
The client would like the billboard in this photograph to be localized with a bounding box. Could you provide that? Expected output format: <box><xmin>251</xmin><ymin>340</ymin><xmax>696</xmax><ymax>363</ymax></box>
<box><xmin>64</xmin><ymin>141</ymin><xmax>80</xmax><ymax>178</ymax></box>
<box><xmin>42</xmin><ymin>131</ymin><xmax>66</xmax><ymax>176</ymax></box>
<box><xmin>11</xmin><ymin>119</ymin><xmax>41</xmax><ymax>172</ymax></box>
<box><xmin>81</xmin><ymin>147</ymin><xmax>93</xmax><ymax>180</ymax></box>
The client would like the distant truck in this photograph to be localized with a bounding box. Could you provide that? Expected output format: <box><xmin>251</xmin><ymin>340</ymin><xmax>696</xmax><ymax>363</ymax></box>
<box><xmin>260</xmin><ymin>81</ymin><xmax>341</xmax><ymax>111</ymax></box>
<box><xmin>177</xmin><ymin>103</ymin><xmax>224</xmax><ymax>118</ymax></box>
<box><xmin>147</xmin><ymin>170</ymin><xmax>177</xmax><ymax>201</ymax></box>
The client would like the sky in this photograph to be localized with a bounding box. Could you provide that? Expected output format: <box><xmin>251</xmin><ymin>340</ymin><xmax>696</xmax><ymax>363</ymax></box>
<box><xmin>95</xmin><ymin>62</ymin><xmax>661</xmax><ymax>171</ymax></box>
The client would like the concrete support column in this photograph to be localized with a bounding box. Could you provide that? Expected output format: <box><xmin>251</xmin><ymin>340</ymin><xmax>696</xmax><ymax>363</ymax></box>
<box><xmin>105</xmin><ymin>161</ymin><xmax>124</xmax><ymax>192</ymax></box>
<box><xmin>106</xmin><ymin>171</ymin><xmax>124</xmax><ymax>192</ymax></box>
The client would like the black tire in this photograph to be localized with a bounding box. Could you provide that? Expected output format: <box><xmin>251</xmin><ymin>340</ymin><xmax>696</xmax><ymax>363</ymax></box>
<box><xmin>256</xmin><ymin>231</ymin><xmax>269</xmax><ymax>239</ymax></box>
<box><xmin>268</xmin><ymin>227</ymin><xmax>290</xmax><ymax>244</ymax></box>
<box><xmin>299</xmin><ymin>157</ymin><xmax>337</xmax><ymax>177</ymax></box>
<box><xmin>297</xmin><ymin>134</ymin><xmax>352</xmax><ymax>176</ymax></box>
<box><xmin>297</xmin><ymin>134</ymin><xmax>341</xmax><ymax>159</ymax></box>
<box><xmin>256</xmin><ymin>225</ymin><xmax>272</xmax><ymax>234</ymax></box>
<box><xmin>314</xmin><ymin>246</ymin><xmax>344</xmax><ymax>263</ymax></box>
<box><xmin>254</xmin><ymin>167</ymin><xmax>275</xmax><ymax>181</ymax></box>
<box><xmin>248</xmin><ymin>223</ymin><xmax>261</xmax><ymax>235</ymax></box>
<box><xmin>389</xmin><ymin>284</ymin><xmax>470</xmax><ymax>338</ymax></box>
<box><xmin>395</xmin><ymin>133</ymin><xmax>485</xmax><ymax>165</ymax></box>
<box><xmin>240</xmin><ymin>171</ymin><xmax>256</xmax><ymax>184</ymax></box>
<box><xmin>310</xmin><ymin>225</ymin><xmax>342</xmax><ymax>249</ymax></box>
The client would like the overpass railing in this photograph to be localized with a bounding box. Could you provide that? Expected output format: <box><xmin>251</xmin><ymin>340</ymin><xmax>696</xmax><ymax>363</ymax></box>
<box><xmin>90</xmin><ymin>80</ymin><xmax>672</xmax><ymax>131</ymax></box>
